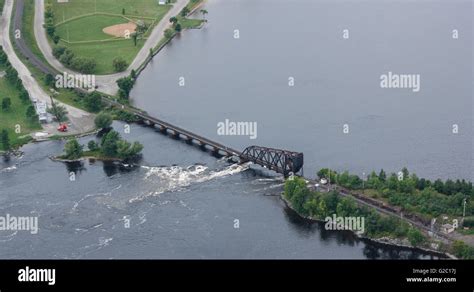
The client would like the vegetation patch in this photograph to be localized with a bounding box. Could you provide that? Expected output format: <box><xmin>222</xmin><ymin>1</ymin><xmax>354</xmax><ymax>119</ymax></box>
<box><xmin>0</xmin><ymin>47</ymin><xmax>41</xmax><ymax>152</ymax></box>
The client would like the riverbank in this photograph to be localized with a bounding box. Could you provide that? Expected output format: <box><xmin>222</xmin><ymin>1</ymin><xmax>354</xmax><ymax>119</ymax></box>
<box><xmin>280</xmin><ymin>193</ymin><xmax>453</xmax><ymax>259</ymax></box>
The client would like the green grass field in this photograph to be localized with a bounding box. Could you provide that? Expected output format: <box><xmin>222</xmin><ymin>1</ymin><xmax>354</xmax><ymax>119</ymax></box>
<box><xmin>47</xmin><ymin>0</ymin><xmax>172</xmax><ymax>74</ymax></box>
<box><xmin>51</xmin><ymin>0</ymin><xmax>170</xmax><ymax>21</ymax></box>
<box><xmin>0</xmin><ymin>66</ymin><xmax>41</xmax><ymax>151</ymax></box>
<box><xmin>56</xmin><ymin>15</ymin><xmax>129</xmax><ymax>42</ymax></box>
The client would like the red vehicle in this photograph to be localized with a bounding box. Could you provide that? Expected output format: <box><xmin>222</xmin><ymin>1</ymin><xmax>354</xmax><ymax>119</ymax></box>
<box><xmin>57</xmin><ymin>124</ymin><xmax>68</xmax><ymax>132</ymax></box>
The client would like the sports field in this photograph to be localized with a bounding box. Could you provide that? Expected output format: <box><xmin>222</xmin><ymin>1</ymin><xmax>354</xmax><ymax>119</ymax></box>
<box><xmin>48</xmin><ymin>0</ymin><xmax>172</xmax><ymax>74</ymax></box>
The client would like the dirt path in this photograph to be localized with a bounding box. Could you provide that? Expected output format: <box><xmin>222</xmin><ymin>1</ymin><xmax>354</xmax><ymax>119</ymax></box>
<box><xmin>34</xmin><ymin>0</ymin><xmax>189</xmax><ymax>96</ymax></box>
<box><xmin>1</xmin><ymin>0</ymin><xmax>95</xmax><ymax>137</ymax></box>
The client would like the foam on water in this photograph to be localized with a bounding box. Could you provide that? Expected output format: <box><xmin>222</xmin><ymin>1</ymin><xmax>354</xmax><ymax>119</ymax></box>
<box><xmin>0</xmin><ymin>165</ymin><xmax>17</xmax><ymax>173</ymax></box>
<box><xmin>129</xmin><ymin>163</ymin><xmax>251</xmax><ymax>203</ymax></box>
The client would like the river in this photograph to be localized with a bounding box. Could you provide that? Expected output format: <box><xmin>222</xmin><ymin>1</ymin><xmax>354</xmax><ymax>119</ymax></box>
<box><xmin>0</xmin><ymin>0</ymin><xmax>471</xmax><ymax>259</ymax></box>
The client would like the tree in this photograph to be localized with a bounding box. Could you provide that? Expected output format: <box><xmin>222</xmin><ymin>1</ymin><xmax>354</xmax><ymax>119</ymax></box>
<box><xmin>398</xmin><ymin>177</ymin><xmax>415</xmax><ymax>194</ymax></box>
<box><xmin>200</xmin><ymin>9</ymin><xmax>208</xmax><ymax>19</ymax></box>
<box><xmin>94</xmin><ymin>112</ymin><xmax>113</xmax><ymax>129</ymax></box>
<box><xmin>19</xmin><ymin>89</ymin><xmax>29</xmax><ymax>103</ymax></box>
<box><xmin>59</xmin><ymin>49</ymin><xmax>75</xmax><ymax>66</ymax></box>
<box><xmin>100</xmin><ymin>130</ymin><xmax>120</xmax><ymax>157</ymax></box>
<box><xmin>46</xmin><ymin>18</ymin><xmax>55</xmax><ymax>37</ymax></box>
<box><xmin>87</xmin><ymin>140</ymin><xmax>98</xmax><ymax>152</ymax></box>
<box><xmin>169</xmin><ymin>16</ymin><xmax>178</xmax><ymax>25</ymax></box>
<box><xmin>132</xmin><ymin>32</ymin><xmax>138</xmax><ymax>46</ymax></box>
<box><xmin>401</xmin><ymin>167</ymin><xmax>409</xmax><ymax>180</ymax></box>
<box><xmin>348</xmin><ymin>174</ymin><xmax>362</xmax><ymax>189</ymax></box>
<box><xmin>1</xmin><ymin>97</ymin><xmax>11</xmax><ymax>111</ymax></box>
<box><xmin>181</xmin><ymin>7</ymin><xmax>190</xmax><ymax>17</ymax></box>
<box><xmin>318</xmin><ymin>199</ymin><xmax>329</xmax><ymax>218</ymax></box>
<box><xmin>117</xmin><ymin>77</ymin><xmax>134</xmax><ymax>99</ymax></box>
<box><xmin>444</xmin><ymin>179</ymin><xmax>456</xmax><ymax>196</ymax></box>
<box><xmin>5</xmin><ymin>65</ymin><xmax>19</xmax><ymax>84</ymax></box>
<box><xmin>117</xmin><ymin>140</ymin><xmax>143</xmax><ymax>160</ymax></box>
<box><xmin>63</xmin><ymin>139</ymin><xmax>83</xmax><ymax>160</ymax></box>
<box><xmin>47</xmin><ymin>98</ymin><xmax>68</xmax><ymax>122</ymax></box>
<box><xmin>45</xmin><ymin>74</ymin><xmax>55</xmax><ymax>87</ymax></box>
<box><xmin>366</xmin><ymin>171</ymin><xmax>381</xmax><ymax>189</ymax></box>
<box><xmin>136</xmin><ymin>20</ymin><xmax>147</xmax><ymax>34</ymax></box>
<box><xmin>122</xmin><ymin>8</ymin><xmax>125</xmax><ymax>15</ymax></box>
<box><xmin>378</xmin><ymin>169</ymin><xmax>386</xmax><ymax>182</ymax></box>
<box><xmin>0</xmin><ymin>49</ymin><xmax>8</xmax><ymax>64</ymax></box>
<box><xmin>164</xmin><ymin>28</ymin><xmax>174</xmax><ymax>39</ymax></box>
<box><xmin>289</xmin><ymin>181</ymin><xmax>310</xmax><ymax>215</ymax></box>
<box><xmin>407</xmin><ymin>228</ymin><xmax>425</xmax><ymax>247</ymax></box>
<box><xmin>284</xmin><ymin>176</ymin><xmax>306</xmax><ymax>200</ymax></box>
<box><xmin>26</xmin><ymin>105</ymin><xmax>38</xmax><ymax>122</ymax></box>
<box><xmin>84</xmin><ymin>91</ymin><xmax>103</xmax><ymax>112</ymax></box>
<box><xmin>336</xmin><ymin>197</ymin><xmax>358</xmax><ymax>218</ymax></box>
<box><xmin>433</xmin><ymin>179</ymin><xmax>444</xmax><ymax>194</ymax></box>
<box><xmin>53</xmin><ymin>35</ymin><xmax>60</xmax><ymax>44</ymax></box>
<box><xmin>174</xmin><ymin>23</ymin><xmax>182</xmax><ymax>33</ymax></box>
<box><xmin>52</xmin><ymin>46</ymin><xmax>67</xmax><ymax>58</ymax></box>
<box><xmin>387</xmin><ymin>173</ymin><xmax>399</xmax><ymax>190</ymax></box>
<box><xmin>71</xmin><ymin>57</ymin><xmax>97</xmax><ymax>74</ymax></box>
<box><xmin>0</xmin><ymin>129</ymin><xmax>10</xmax><ymax>151</ymax></box>
<box><xmin>113</xmin><ymin>57</ymin><xmax>128</xmax><ymax>72</ymax></box>
<box><xmin>130</xmin><ymin>69</ymin><xmax>136</xmax><ymax>79</ymax></box>
<box><xmin>317</xmin><ymin>168</ymin><xmax>338</xmax><ymax>185</ymax></box>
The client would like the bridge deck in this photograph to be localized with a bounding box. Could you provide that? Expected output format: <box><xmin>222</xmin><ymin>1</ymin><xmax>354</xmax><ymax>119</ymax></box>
<box><xmin>134</xmin><ymin>108</ymin><xmax>242</xmax><ymax>157</ymax></box>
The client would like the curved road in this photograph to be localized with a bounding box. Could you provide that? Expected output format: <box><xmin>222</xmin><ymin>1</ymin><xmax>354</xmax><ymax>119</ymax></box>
<box><xmin>34</xmin><ymin>0</ymin><xmax>189</xmax><ymax>95</ymax></box>
<box><xmin>1</xmin><ymin>0</ymin><xmax>94</xmax><ymax>136</ymax></box>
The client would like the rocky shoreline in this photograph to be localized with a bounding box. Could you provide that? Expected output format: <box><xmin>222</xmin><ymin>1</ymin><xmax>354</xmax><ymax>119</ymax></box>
<box><xmin>49</xmin><ymin>156</ymin><xmax>123</xmax><ymax>163</ymax></box>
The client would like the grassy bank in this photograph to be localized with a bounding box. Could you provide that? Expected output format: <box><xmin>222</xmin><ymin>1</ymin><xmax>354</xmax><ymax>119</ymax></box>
<box><xmin>0</xmin><ymin>64</ymin><xmax>41</xmax><ymax>151</ymax></box>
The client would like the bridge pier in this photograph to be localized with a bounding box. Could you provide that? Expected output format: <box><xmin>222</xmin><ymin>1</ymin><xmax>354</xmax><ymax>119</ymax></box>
<box><xmin>199</xmin><ymin>143</ymin><xmax>207</xmax><ymax>151</ymax></box>
<box><xmin>172</xmin><ymin>131</ymin><xmax>180</xmax><ymax>139</ymax></box>
<box><xmin>158</xmin><ymin>126</ymin><xmax>167</xmax><ymax>134</ymax></box>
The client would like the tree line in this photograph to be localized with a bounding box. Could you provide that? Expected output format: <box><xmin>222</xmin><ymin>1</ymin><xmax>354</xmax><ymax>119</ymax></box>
<box><xmin>0</xmin><ymin>46</ymin><xmax>38</xmax><ymax>151</ymax></box>
<box><xmin>317</xmin><ymin>168</ymin><xmax>473</xmax><ymax>218</ymax></box>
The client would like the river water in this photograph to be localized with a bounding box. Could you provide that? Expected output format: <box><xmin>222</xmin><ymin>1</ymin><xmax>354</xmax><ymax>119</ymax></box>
<box><xmin>0</xmin><ymin>0</ymin><xmax>471</xmax><ymax>259</ymax></box>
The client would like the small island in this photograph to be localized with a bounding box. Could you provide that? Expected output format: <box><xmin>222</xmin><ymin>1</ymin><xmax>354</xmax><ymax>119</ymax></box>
<box><xmin>53</xmin><ymin>113</ymin><xmax>143</xmax><ymax>162</ymax></box>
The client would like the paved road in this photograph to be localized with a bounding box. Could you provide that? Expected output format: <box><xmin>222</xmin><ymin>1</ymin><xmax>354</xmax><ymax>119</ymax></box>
<box><xmin>34</xmin><ymin>0</ymin><xmax>189</xmax><ymax>95</ymax></box>
<box><xmin>1</xmin><ymin>0</ymin><xmax>94</xmax><ymax>136</ymax></box>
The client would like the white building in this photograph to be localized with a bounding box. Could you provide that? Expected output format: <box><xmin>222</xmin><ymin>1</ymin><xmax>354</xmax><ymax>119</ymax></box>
<box><xmin>441</xmin><ymin>223</ymin><xmax>455</xmax><ymax>234</ymax></box>
<box><xmin>35</xmin><ymin>101</ymin><xmax>48</xmax><ymax>123</ymax></box>
<box><xmin>158</xmin><ymin>0</ymin><xmax>166</xmax><ymax>5</ymax></box>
